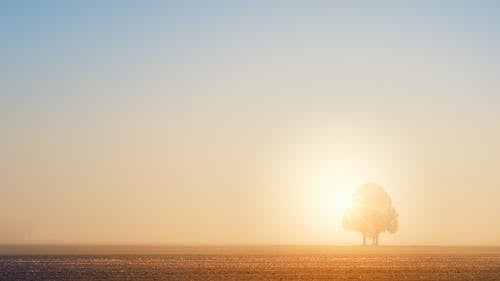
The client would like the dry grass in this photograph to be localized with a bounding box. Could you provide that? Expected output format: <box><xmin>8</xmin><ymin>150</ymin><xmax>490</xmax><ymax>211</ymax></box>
<box><xmin>1</xmin><ymin>246</ymin><xmax>499</xmax><ymax>280</ymax></box>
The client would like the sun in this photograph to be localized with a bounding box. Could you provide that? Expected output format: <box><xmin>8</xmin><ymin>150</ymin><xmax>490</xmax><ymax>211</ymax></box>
<box><xmin>302</xmin><ymin>174</ymin><xmax>357</xmax><ymax>227</ymax></box>
<box><xmin>333</xmin><ymin>189</ymin><xmax>352</xmax><ymax>215</ymax></box>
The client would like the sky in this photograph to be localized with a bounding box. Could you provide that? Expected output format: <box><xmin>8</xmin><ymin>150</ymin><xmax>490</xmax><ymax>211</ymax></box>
<box><xmin>1</xmin><ymin>0</ymin><xmax>500</xmax><ymax>245</ymax></box>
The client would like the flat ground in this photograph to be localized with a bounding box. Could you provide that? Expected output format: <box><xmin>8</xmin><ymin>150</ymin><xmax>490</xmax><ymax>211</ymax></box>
<box><xmin>1</xmin><ymin>245</ymin><xmax>499</xmax><ymax>280</ymax></box>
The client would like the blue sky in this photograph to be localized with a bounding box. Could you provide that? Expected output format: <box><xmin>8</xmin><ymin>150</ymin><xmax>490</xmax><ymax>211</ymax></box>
<box><xmin>1</xmin><ymin>1</ymin><xmax>500</xmax><ymax>244</ymax></box>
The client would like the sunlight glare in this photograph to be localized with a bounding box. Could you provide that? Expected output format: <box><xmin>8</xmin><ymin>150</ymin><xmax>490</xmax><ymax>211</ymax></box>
<box><xmin>301</xmin><ymin>172</ymin><xmax>359</xmax><ymax>230</ymax></box>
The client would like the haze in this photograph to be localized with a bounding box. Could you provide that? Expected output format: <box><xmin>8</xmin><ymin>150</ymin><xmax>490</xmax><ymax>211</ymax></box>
<box><xmin>1</xmin><ymin>1</ymin><xmax>500</xmax><ymax>245</ymax></box>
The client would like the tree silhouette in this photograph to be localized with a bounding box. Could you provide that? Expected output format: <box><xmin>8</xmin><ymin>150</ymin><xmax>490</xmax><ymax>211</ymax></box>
<box><xmin>342</xmin><ymin>183</ymin><xmax>398</xmax><ymax>245</ymax></box>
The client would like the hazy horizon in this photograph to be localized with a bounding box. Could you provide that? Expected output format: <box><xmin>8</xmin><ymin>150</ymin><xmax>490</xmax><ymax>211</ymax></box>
<box><xmin>2</xmin><ymin>1</ymin><xmax>500</xmax><ymax>246</ymax></box>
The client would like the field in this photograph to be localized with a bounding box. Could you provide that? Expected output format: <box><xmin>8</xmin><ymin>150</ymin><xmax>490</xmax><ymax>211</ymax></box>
<box><xmin>1</xmin><ymin>246</ymin><xmax>499</xmax><ymax>280</ymax></box>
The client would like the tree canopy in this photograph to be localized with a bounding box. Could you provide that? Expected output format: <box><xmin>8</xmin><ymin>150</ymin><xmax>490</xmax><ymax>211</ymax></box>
<box><xmin>342</xmin><ymin>183</ymin><xmax>398</xmax><ymax>245</ymax></box>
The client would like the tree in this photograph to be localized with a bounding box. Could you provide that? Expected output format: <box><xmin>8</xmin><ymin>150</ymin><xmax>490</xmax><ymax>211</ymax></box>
<box><xmin>342</xmin><ymin>183</ymin><xmax>398</xmax><ymax>245</ymax></box>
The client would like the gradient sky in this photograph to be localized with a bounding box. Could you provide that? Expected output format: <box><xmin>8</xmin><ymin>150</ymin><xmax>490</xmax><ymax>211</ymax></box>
<box><xmin>1</xmin><ymin>1</ymin><xmax>500</xmax><ymax>245</ymax></box>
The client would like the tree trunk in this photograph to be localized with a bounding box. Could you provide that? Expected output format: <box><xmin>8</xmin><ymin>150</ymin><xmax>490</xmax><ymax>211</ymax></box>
<box><xmin>373</xmin><ymin>233</ymin><xmax>379</xmax><ymax>246</ymax></box>
<box><xmin>362</xmin><ymin>233</ymin><xmax>366</xmax><ymax>246</ymax></box>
